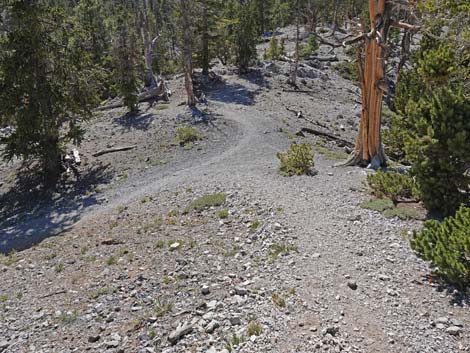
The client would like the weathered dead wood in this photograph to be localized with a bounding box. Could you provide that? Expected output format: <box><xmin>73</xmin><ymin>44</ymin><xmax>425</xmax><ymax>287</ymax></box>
<box><xmin>95</xmin><ymin>82</ymin><xmax>171</xmax><ymax>111</ymax></box>
<box><xmin>297</xmin><ymin>127</ymin><xmax>354</xmax><ymax>148</ymax></box>
<box><xmin>312</xmin><ymin>55</ymin><xmax>338</xmax><ymax>62</ymax></box>
<box><xmin>285</xmin><ymin>107</ymin><xmax>329</xmax><ymax>130</ymax></box>
<box><xmin>282</xmin><ymin>89</ymin><xmax>315</xmax><ymax>94</ymax></box>
<box><xmin>93</xmin><ymin>146</ymin><xmax>137</xmax><ymax>157</ymax></box>
<box><xmin>41</xmin><ymin>290</ymin><xmax>67</xmax><ymax>299</ymax></box>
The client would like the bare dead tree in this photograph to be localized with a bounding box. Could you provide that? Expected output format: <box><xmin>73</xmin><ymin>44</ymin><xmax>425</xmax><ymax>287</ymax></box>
<box><xmin>342</xmin><ymin>0</ymin><xmax>420</xmax><ymax>167</ymax></box>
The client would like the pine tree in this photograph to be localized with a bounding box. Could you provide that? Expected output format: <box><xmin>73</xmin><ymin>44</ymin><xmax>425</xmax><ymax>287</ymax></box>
<box><xmin>235</xmin><ymin>0</ymin><xmax>257</xmax><ymax>72</ymax></box>
<box><xmin>0</xmin><ymin>0</ymin><xmax>99</xmax><ymax>183</ymax></box>
<box><xmin>111</xmin><ymin>5</ymin><xmax>141</xmax><ymax>112</ymax></box>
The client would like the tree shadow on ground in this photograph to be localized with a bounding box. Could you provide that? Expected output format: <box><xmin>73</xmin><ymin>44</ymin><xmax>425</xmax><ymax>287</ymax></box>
<box><xmin>207</xmin><ymin>81</ymin><xmax>256</xmax><ymax>106</ymax></box>
<box><xmin>113</xmin><ymin>111</ymin><xmax>155</xmax><ymax>131</ymax></box>
<box><xmin>239</xmin><ymin>68</ymin><xmax>271</xmax><ymax>90</ymax></box>
<box><xmin>421</xmin><ymin>274</ymin><xmax>470</xmax><ymax>307</ymax></box>
<box><xmin>0</xmin><ymin>164</ymin><xmax>112</xmax><ymax>254</ymax></box>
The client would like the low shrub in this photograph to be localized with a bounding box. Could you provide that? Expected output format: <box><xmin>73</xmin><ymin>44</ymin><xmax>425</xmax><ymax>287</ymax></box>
<box><xmin>333</xmin><ymin>61</ymin><xmax>358</xmax><ymax>81</ymax></box>
<box><xmin>277</xmin><ymin>142</ymin><xmax>315</xmax><ymax>176</ymax></box>
<box><xmin>265</xmin><ymin>35</ymin><xmax>282</xmax><ymax>60</ymax></box>
<box><xmin>410</xmin><ymin>205</ymin><xmax>470</xmax><ymax>288</ymax></box>
<box><xmin>366</xmin><ymin>170</ymin><xmax>417</xmax><ymax>203</ymax></box>
<box><xmin>299</xmin><ymin>34</ymin><xmax>319</xmax><ymax>58</ymax></box>
<box><xmin>360</xmin><ymin>198</ymin><xmax>394</xmax><ymax>212</ymax></box>
<box><xmin>383</xmin><ymin>207</ymin><xmax>421</xmax><ymax>220</ymax></box>
<box><xmin>175</xmin><ymin>126</ymin><xmax>203</xmax><ymax>147</ymax></box>
<box><xmin>183</xmin><ymin>193</ymin><xmax>226</xmax><ymax>214</ymax></box>
<box><xmin>246</xmin><ymin>320</ymin><xmax>263</xmax><ymax>336</ymax></box>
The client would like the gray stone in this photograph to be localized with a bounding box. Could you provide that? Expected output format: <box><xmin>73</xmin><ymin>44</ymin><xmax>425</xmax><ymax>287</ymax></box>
<box><xmin>347</xmin><ymin>281</ymin><xmax>358</xmax><ymax>290</ymax></box>
<box><xmin>0</xmin><ymin>341</ymin><xmax>9</xmax><ymax>352</ymax></box>
<box><xmin>168</xmin><ymin>323</ymin><xmax>193</xmax><ymax>344</ymax></box>
<box><xmin>88</xmin><ymin>335</ymin><xmax>101</xmax><ymax>343</ymax></box>
<box><xmin>234</xmin><ymin>286</ymin><xmax>247</xmax><ymax>296</ymax></box>
<box><xmin>436</xmin><ymin>317</ymin><xmax>448</xmax><ymax>324</ymax></box>
<box><xmin>230</xmin><ymin>317</ymin><xmax>241</xmax><ymax>326</ymax></box>
<box><xmin>446</xmin><ymin>326</ymin><xmax>462</xmax><ymax>336</ymax></box>
<box><xmin>205</xmin><ymin>320</ymin><xmax>220</xmax><ymax>334</ymax></box>
<box><xmin>201</xmin><ymin>285</ymin><xmax>210</xmax><ymax>295</ymax></box>
<box><xmin>169</xmin><ymin>242</ymin><xmax>181</xmax><ymax>251</ymax></box>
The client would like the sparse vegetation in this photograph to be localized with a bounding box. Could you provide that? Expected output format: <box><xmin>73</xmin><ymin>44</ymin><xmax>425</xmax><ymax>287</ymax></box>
<box><xmin>277</xmin><ymin>142</ymin><xmax>315</xmax><ymax>176</ymax></box>
<box><xmin>90</xmin><ymin>287</ymin><xmax>116</xmax><ymax>299</ymax></box>
<box><xmin>154</xmin><ymin>296</ymin><xmax>174</xmax><ymax>317</ymax></box>
<box><xmin>269</xmin><ymin>242</ymin><xmax>298</xmax><ymax>258</ymax></box>
<box><xmin>54</xmin><ymin>263</ymin><xmax>64</xmax><ymax>273</ymax></box>
<box><xmin>246</xmin><ymin>320</ymin><xmax>263</xmax><ymax>336</ymax></box>
<box><xmin>56</xmin><ymin>310</ymin><xmax>78</xmax><ymax>325</ymax></box>
<box><xmin>1</xmin><ymin>251</ymin><xmax>19</xmax><ymax>266</ymax></box>
<box><xmin>383</xmin><ymin>207</ymin><xmax>421</xmax><ymax>220</ymax></box>
<box><xmin>106</xmin><ymin>255</ymin><xmax>117</xmax><ymax>266</ymax></box>
<box><xmin>218</xmin><ymin>208</ymin><xmax>229</xmax><ymax>219</ymax></box>
<box><xmin>312</xmin><ymin>145</ymin><xmax>349</xmax><ymax>161</ymax></box>
<box><xmin>155</xmin><ymin>240</ymin><xmax>165</xmax><ymax>248</ymax></box>
<box><xmin>175</xmin><ymin>126</ymin><xmax>203</xmax><ymax>147</ymax></box>
<box><xmin>250</xmin><ymin>219</ymin><xmax>261</xmax><ymax>231</ymax></box>
<box><xmin>360</xmin><ymin>199</ymin><xmax>395</xmax><ymax>212</ymax></box>
<box><xmin>225</xmin><ymin>334</ymin><xmax>245</xmax><ymax>352</ymax></box>
<box><xmin>183</xmin><ymin>193</ymin><xmax>226</xmax><ymax>214</ymax></box>
<box><xmin>272</xmin><ymin>292</ymin><xmax>286</xmax><ymax>308</ymax></box>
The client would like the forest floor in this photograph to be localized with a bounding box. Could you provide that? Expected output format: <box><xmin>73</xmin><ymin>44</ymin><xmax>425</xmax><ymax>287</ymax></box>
<box><xmin>0</xmin><ymin>28</ymin><xmax>469</xmax><ymax>353</ymax></box>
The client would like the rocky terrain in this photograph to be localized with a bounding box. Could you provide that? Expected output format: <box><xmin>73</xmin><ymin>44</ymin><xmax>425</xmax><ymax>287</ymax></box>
<box><xmin>0</xmin><ymin>28</ymin><xmax>468</xmax><ymax>353</ymax></box>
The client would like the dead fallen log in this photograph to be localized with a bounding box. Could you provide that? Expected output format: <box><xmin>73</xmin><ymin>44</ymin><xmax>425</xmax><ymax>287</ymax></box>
<box><xmin>92</xmin><ymin>145</ymin><xmax>137</xmax><ymax>157</ymax></box>
<box><xmin>282</xmin><ymin>89</ymin><xmax>315</xmax><ymax>94</ymax></box>
<box><xmin>95</xmin><ymin>81</ymin><xmax>171</xmax><ymax>111</ymax></box>
<box><xmin>297</xmin><ymin>127</ymin><xmax>354</xmax><ymax>148</ymax></box>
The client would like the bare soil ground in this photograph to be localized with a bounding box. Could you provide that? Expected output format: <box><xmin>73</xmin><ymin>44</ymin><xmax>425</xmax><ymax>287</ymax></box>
<box><xmin>0</xmin><ymin>29</ymin><xmax>468</xmax><ymax>353</ymax></box>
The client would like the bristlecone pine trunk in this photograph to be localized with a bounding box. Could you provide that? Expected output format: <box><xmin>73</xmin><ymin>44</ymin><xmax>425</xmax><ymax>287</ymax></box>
<box><xmin>345</xmin><ymin>0</ymin><xmax>388</xmax><ymax>167</ymax></box>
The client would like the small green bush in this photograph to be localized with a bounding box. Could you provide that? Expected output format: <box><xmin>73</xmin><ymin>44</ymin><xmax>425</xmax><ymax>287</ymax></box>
<box><xmin>277</xmin><ymin>142</ymin><xmax>315</xmax><ymax>176</ymax></box>
<box><xmin>333</xmin><ymin>61</ymin><xmax>358</xmax><ymax>81</ymax></box>
<box><xmin>175</xmin><ymin>126</ymin><xmax>203</xmax><ymax>147</ymax></box>
<box><xmin>410</xmin><ymin>205</ymin><xmax>470</xmax><ymax>287</ymax></box>
<box><xmin>299</xmin><ymin>34</ymin><xmax>319</xmax><ymax>58</ymax></box>
<box><xmin>265</xmin><ymin>35</ymin><xmax>282</xmax><ymax>60</ymax></box>
<box><xmin>183</xmin><ymin>193</ymin><xmax>226</xmax><ymax>214</ymax></box>
<box><xmin>246</xmin><ymin>320</ymin><xmax>263</xmax><ymax>336</ymax></box>
<box><xmin>367</xmin><ymin>170</ymin><xmax>417</xmax><ymax>203</ymax></box>
<box><xmin>218</xmin><ymin>209</ymin><xmax>229</xmax><ymax>219</ymax></box>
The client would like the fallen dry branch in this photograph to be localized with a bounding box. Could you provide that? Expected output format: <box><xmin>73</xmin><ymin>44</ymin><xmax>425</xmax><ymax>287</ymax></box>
<box><xmin>282</xmin><ymin>89</ymin><xmax>316</xmax><ymax>94</ymax></box>
<box><xmin>297</xmin><ymin>127</ymin><xmax>354</xmax><ymax>148</ymax></box>
<box><xmin>95</xmin><ymin>82</ymin><xmax>171</xmax><ymax>112</ymax></box>
<box><xmin>93</xmin><ymin>146</ymin><xmax>137</xmax><ymax>157</ymax></box>
<box><xmin>41</xmin><ymin>290</ymin><xmax>67</xmax><ymax>299</ymax></box>
<box><xmin>285</xmin><ymin>107</ymin><xmax>329</xmax><ymax>130</ymax></box>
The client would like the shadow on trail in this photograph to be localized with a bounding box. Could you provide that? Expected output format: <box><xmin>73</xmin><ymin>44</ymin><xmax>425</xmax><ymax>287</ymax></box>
<box><xmin>0</xmin><ymin>165</ymin><xmax>112</xmax><ymax>254</ymax></box>
<box><xmin>113</xmin><ymin>111</ymin><xmax>155</xmax><ymax>131</ymax></box>
<box><xmin>207</xmin><ymin>81</ymin><xmax>255</xmax><ymax>106</ymax></box>
<box><xmin>239</xmin><ymin>68</ymin><xmax>271</xmax><ymax>90</ymax></box>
